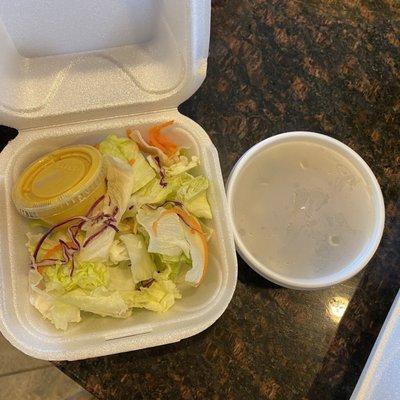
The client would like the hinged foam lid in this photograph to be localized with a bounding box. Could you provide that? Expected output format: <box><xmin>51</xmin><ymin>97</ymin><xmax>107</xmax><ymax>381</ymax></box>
<box><xmin>0</xmin><ymin>0</ymin><xmax>210</xmax><ymax>130</ymax></box>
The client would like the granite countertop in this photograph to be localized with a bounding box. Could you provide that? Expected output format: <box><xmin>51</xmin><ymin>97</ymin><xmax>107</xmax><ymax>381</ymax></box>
<box><xmin>1</xmin><ymin>0</ymin><xmax>399</xmax><ymax>399</ymax></box>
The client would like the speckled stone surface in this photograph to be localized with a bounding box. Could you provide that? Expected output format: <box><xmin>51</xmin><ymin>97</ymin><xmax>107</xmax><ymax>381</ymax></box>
<box><xmin>1</xmin><ymin>0</ymin><xmax>400</xmax><ymax>399</ymax></box>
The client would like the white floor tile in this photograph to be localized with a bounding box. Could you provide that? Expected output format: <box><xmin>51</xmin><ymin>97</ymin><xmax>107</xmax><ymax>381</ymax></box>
<box><xmin>0</xmin><ymin>366</ymin><xmax>93</xmax><ymax>400</ymax></box>
<box><xmin>0</xmin><ymin>334</ymin><xmax>48</xmax><ymax>376</ymax></box>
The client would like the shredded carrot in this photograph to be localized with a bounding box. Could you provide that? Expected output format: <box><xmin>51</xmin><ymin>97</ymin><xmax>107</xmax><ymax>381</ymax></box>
<box><xmin>43</xmin><ymin>241</ymin><xmax>73</xmax><ymax>259</ymax></box>
<box><xmin>153</xmin><ymin>207</ymin><xmax>201</xmax><ymax>234</ymax></box>
<box><xmin>37</xmin><ymin>266</ymin><xmax>45</xmax><ymax>275</ymax></box>
<box><xmin>129</xmin><ymin>159</ymin><xmax>136</xmax><ymax>166</ymax></box>
<box><xmin>197</xmin><ymin>232</ymin><xmax>209</xmax><ymax>286</ymax></box>
<box><xmin>126</xmin><ymin>128</ymin><xmax>132</xmax><ymax>138</ymax></box>
<box><xmin>37</xmin><ymin>240</ymin><xmax>74</xmax><ymax>275</ymax></box>
<box><xmin>148</xmin><ymin>121</ymin><xmax>178</xmax><ymax>157</ymax></box>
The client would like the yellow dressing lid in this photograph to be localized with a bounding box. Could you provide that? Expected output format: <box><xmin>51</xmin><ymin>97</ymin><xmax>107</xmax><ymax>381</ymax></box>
<box><xmin>13</xmin><ymin>145</ymin><xmax>106</xmax><ymax>221</ymax></box>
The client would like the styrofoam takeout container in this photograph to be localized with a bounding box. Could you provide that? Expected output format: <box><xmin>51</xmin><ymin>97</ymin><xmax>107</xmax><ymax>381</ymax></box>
<box><xmin>227</xmin><ymin>132</ymin><xmax>385</xmax><ymax>289</ymax></box>
<box><xmin>0</xmin><ymin>0</ymin><xmax>237</xmax><ymax>360</ymax></box>
<box><xmin>350</xmin><ymin>290</ymin><xmax>400</xmax><ymax>400</ymax></box>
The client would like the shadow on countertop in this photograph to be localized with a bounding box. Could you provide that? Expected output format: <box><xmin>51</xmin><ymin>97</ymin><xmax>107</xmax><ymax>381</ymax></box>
<box><xmin>307</xmin><ymin>209</ymin><xmax>400</xmax><ymax>399</ymax></box>
<box><xmin>237</xmin><ymin>254</ymin><xmax>281</xmax><ymax>289</ymax></box>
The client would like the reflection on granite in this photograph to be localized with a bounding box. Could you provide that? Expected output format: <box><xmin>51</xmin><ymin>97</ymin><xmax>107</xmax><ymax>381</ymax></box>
<box><xmin>1</xmin><ymin>0</ymin><xmax>399</xmax><ymax>399</ymax></box>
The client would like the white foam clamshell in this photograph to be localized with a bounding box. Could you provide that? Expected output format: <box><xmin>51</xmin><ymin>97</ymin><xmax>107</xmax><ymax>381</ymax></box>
<box><xmin>350</xmin><ymin>290</ymin><xmax>400</xmax><ymax>400</ymax></box>
<box><xmin>0</xmin><ymin>0</ymin><xmax>237</xmax><ymax>360</ymax></box>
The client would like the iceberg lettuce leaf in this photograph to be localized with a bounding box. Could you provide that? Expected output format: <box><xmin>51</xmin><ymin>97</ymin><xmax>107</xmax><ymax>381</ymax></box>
<box><xmin>109</xmin><ymin>238</ymin><xmax>130</xmax><ymax>265</ymax></box>
<box><xmin>127</xmin><ymin>178</ymin><xmax>174</xmax><ymax>213</ymax></box>
<box><xmin>123</xmin><ymin>271</ymin><xmax>181</xmax><ymax>313</ymax></box>
<box><xmin>98</xmin><ymin>135</ymin><xmax>155</xmax><ymax>193</ymax></box>
<box><xmin>79</xmin><ymin>155</ymin><xmax>134</xmax><ymax>262</ymax></box>
<box><xmin>30</xmin><ymin>293</ymin><xmax>81</xmax><ymax>331</ymax></box>
<box><xmin>174</xmin><ymin>175</ymin><xmax>212</xmax><ymax>219</ymax></box>
<box><xmin>184</xmin><ymin>192</ymin><xmax>212</xmax><ymax>219</ymax></box>
<box><xmin>153</xmin><ymin>253</ymin><xmax>191</xmax><ymax>282</ymax></box>
<box><xmin>42</xmin><ymin>262</ymin><xmax>109</xmax><ymax>292</ymax></box>
<box><xmin>120</xmin><ymin>234</ymin><xmax>156</xmax><ymax>284</ymax></box>
<box><xmin>164</xmin><ymin>155</ymin><xmax>198</xmax><ymax>176</ymax></box>
<box><xmin>62</xmin><ymin>287</ymin><xmax>131</xmax><ymax>318</ymax></box>
<box><xmin>107</xmin><ymin>264</ymin><xmax>135</xmax><ymax>292</ymax></box>
<box><xmin>29</xmin><ymin>270</ymin><xmax>81</xmax><ymax>331</ymax></box>
<box><xmin>136</xmin><ymin>207</ymin><xmax>189</xmax><ymax>257</ymax></box>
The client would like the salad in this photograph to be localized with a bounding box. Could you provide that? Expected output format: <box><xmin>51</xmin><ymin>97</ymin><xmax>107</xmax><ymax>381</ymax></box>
<box><xmin>23</xmin><ymin>121</ymin><xmax>212</xmax><ymax>330</ymax></box>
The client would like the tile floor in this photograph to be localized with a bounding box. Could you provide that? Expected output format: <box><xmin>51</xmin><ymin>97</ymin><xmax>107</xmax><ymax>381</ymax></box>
<box><xmin>0</xmin><ymin>334</ymin><xmax>94</xmax><ymax>400</ymax></box>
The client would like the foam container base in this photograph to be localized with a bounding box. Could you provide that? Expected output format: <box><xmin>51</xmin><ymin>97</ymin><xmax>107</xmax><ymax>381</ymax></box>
<box><xmin>0</xmin><ymin>111</ymin><xmax>237</xmax><ymax>360</ymax></box>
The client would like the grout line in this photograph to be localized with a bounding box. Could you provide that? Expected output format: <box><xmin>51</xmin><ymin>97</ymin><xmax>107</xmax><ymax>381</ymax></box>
<box><xmin>0</xmin><ymin>364</ymin><xmax>51</xmax><ymax>379</ymax></box>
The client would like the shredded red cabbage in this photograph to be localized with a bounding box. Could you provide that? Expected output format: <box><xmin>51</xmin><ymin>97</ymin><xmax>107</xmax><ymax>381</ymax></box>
<box><xmin>30</xmin><ymin>258</ymin><xmax>63</xmax><ymax>269</ymax></box>
<box><xmin>85</xmin><ymin>194</ymin><xmax>105</xmax><ymax>217</ymax></box>
<box><xmin>105</xmin><ymin>222</ymin><xmax>119</xmax><ymax>232</ymax></box>
<box><xmin>69</xmin><ymin>258</ymin><xmax>75</xmax><ymax>277</ymax></box>
<box><xmin>67</xmin><ymin>221</ymin><xmax>83</xmax><ymax>251</ymax></box>
<box><xmin>144</xmin><ymin>200</ymin><xmax>183</xmax><ymax>211</ymax></box>
<box><xmin>33</xmin><ymin>216</ymin><xmax>87</xmax><ymax>262</ymax></box>
<box><xmin>32</xmin><ymin>196</ymin><xmax>121</xmax><ymax>275</ymax></box>
<box><xmin>139</xmin><ymin>278</ymin><xmax>155</xmax><ymax>288</ymax></box>
<box><xmin>82</xmin><ymin>224</ymin><xmax>109</xmax><ymax>248</ymax></box>
<box><xmin>154</xmin><ymin>156</ymin><xmax>167</xmax><ymax>187</ymax></box>
<box><xmin>59</xmin><ymin>239</ymin><xmax>71</xmax><ymax>262</ymax></box>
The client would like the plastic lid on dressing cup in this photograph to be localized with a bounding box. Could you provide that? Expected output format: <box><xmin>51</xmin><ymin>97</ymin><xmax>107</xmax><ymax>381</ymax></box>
<box><xmin>13</xmin><ymin>145</ymin><xmax>106</xmax><ymax>222</ymax></box>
